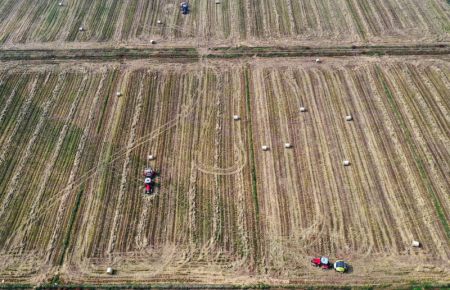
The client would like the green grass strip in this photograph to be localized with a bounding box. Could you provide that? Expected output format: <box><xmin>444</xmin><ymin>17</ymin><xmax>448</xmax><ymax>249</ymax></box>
<box><xmin>58</xmin><ymin>187</ymin><xmax>84</xmax><ymax>266</ymax></box>
<box><xmin>244</xmin><ymin>67</ymin><xmax>261</xmax><ymax>265</ymax></box>
<box><xmin>376</xmin><ymin>66</ymin><xmax>450</xmax><ymax>240</ymax></box>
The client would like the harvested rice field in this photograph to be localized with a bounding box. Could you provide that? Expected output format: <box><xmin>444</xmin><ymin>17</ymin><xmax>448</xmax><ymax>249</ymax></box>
<box><xmin>0</xmin><ymin>0</ymin><xmax>449</xmax><ymax>48</ymax></box>
<box><xmin>0</xmin><ymin>56</ymin><xmax>449</xmax><ymax>287</ymax></box>
<box><xmin>1</xmin><ymin>0</ymin><xmax>450</xmax><ymax>288</ymax></box>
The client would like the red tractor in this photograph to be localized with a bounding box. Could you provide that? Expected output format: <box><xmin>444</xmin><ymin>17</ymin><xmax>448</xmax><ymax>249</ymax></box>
<box><xmin>143</xmin><ymin>167</ymin><xmax>156</xmax><ymax>194</ymax></box>
<box><xmin>311</xmin><ymin>256</ymin><xmax>332</xmax><ymax>270</ymax></box>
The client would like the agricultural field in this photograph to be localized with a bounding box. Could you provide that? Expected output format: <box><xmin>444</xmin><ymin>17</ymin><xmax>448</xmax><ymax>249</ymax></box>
<box><xmin>0</xmin><ymin>56</ymin><xmax>449</xmax><ymax>287</ymax></box>
<box><xmin>0</xmin><ymin>0</ymin><xmax>449</xmax><ymax>49</ymax></box>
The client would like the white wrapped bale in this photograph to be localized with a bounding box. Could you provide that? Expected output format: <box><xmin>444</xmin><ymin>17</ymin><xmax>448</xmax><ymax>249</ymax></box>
<box><xmin>412</xmin><ymin>240</ymin><xmax>420</xmax><ymax>247</ymax></box>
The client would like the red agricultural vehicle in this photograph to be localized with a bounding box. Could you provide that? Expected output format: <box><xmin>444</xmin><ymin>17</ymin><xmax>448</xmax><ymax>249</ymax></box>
<box><xmin>311</xmin><ymin>256</ymin><xmax>332</xmax><ymax>270</ymax></box>
<box><xmin>143</xmin><ymin>167</ymin><xmax>156</xmax><ymax>194</ymax></box>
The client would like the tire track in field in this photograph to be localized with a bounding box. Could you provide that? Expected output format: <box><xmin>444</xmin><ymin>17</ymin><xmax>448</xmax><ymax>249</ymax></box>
<box><xmin>0</xmin><ymin>76</ymin><xmax>39</xmax><ymax>220</ymax></box>
<box><xmin>193</xmin><ymin>68</ymin><xmax>243</xmax><ymax>174</ymax></box>
<box><xmin>230</xmin><ymin>70</ymin><xmax>250</xmax><ymax>261</ymax></box>
<box><xmin>107</xmin><ymin>72</ymin><xmax>146</xmax><ymax>254</ymax></box>
<box><xmin>46</xmin><ymin>71</ymin><xmax>107</xmax><ymax>261</ymax></box>
<box><xmin>195</xmin><ymin>137</ymin><xmax>246</xmax><ymax>176</ymax></box>
<box><xmin>133</xmin><ymin>74</ymin><xmax>162</xmax><ymax>250</ymax></box>
<box><xmin>14</xmin><ymin>75</ymin><xmax>89</xmax><ymax>253</ymax></box>
<box><xmin>24</xmin><ymin>81</ymin><xmax>202</xmax><ymax>234</ymax></box>
<box><xmin>26</xmin><ymin>71</ymin><xmax>200</xmax><ymax>226</ymax></box>
<box><xmin>102</xmin><ymin>70</ymin><xmax>202</xmax><ymax>260</ymax></box>
<box><xmin>177</xmin><ymin>71</ymin><xmax>208</xmax><ymax>259</ymax></box>
<box><xmin>68</xmin><ymin>73</ymin><xmax>203</xmax><ymax>192</ymax></box>
<box><xmin>7</xmin><ymin>72</ymin><xmax>67</xmax><ymax>248</ymax></box>
<box><xmin>75</xmin><ymin>68</ymin><xmax>131</xmax><ymax>258</ymax></box>
<box><xmin>87</xmin><ymin>70</ymin><xmax>201</xmax><ymax>255</ymax></box>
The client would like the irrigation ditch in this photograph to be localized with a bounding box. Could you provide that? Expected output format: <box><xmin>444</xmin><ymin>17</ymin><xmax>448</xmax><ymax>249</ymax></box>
<box><xmin>0</xmin><ymin>44</ymin><xmax>449</xmax><ymax>61</ymax></box>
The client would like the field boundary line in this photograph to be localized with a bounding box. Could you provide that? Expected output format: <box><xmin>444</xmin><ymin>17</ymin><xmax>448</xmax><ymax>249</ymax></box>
<box><xmin>244</xmin><ymin>67</ymin><xmax>261</xmax><ymax>269</ymax></box>
<box><xmin>0</xmin><ymin>44</ymin><xmax>449</xmax><ymax>61</ymax></box>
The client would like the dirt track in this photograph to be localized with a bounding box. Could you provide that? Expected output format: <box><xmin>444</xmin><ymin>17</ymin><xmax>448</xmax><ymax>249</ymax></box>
<box><xmin>1</xmin><ymin>44</ymin><xmax>450</xmax><ymax>61</ymax></box>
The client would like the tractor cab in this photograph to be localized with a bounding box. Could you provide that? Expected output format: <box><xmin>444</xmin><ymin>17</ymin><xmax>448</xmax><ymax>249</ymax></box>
<box><xmin>311</xmin><ymin>256</ymin><xmax>332</xmax><ymax>269</ymax></box>
<box><xmin>333</xmin><ymin>260</ymin><xmax>349</xmax><ymax>273</ymax></box>
<box><xmin>144</xmin><ymin>168</ymin><xmax>154</xmax><ymax>177</ymax></box>
<box><xmin>180</xmin><ymin>2</ymin><xmax>189</xmax><ymax>14</ymax></box>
